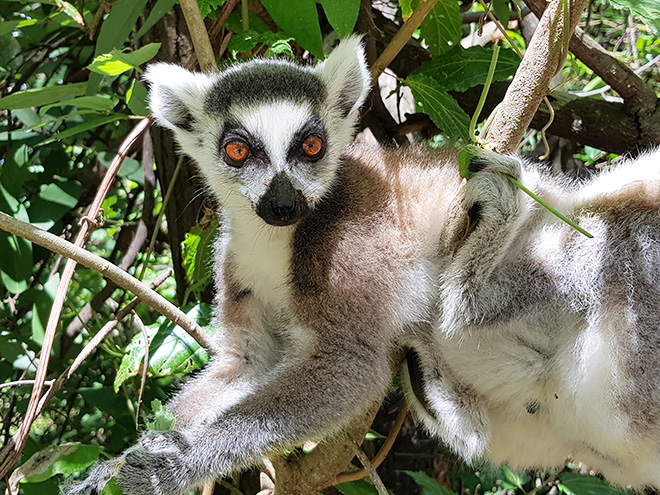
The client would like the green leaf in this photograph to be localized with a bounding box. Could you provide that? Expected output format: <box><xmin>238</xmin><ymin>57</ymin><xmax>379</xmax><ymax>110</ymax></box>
<box><xmin>319</xmin><ymin>0</ymin><xmax>360</xmax><ymax>38</ymax></box>
<box><xmin>0</xmin><ymin>82</ymin><xmax>87</xmax><ymax>110</ymax></box>
<box><xmin>87</xmin><ymin>0</ymin><xmax>149</xmax><ymax>94</ymax></box>
<box><xmin>146</xmin><ymin>399</ymin><xmax>177</xmax><ymax>431</ymax></box>
<box><xmin>419</xmin><ymin>0</ymin><xmax>462</xmax><ymax>56</ymax></box>
<box><xmin>40</xmin><ymin>96</ymin><xmax>119</xmax><ymax>114</ymax></box>
<box><xmin>114</xmin><ymin>305</ymin><xmax>215</xmax><ymax>391</ymax></box>
<box><xmin>412</xmin><ymin>46</ymin><xmax>519</xmax><ymax>92</ymax></box>
<box><xmin>0</xmin><ymin>184</ymin><xmax>33</xmax><ymax>290</ymax></box>
<box><xmin>500</xmin><ymin>465</ymin><xmax>529</xmax><ymax>490</ymax></box>
<box><xmin>37</xmin><ymin>114</ymin><xmax>127</xmax><ymax>146</ymax></box>
<box><xmin>9</xmin><ymin>444</ymin><xmax>99</xmax><ymax>487</ymax></box>
<box><xmin>31</xmin><ymin>273</ymin><xmax>60</xmax><ymax>345</ymax></box>
<box><xmin>458</xmin><ymin>146</ymin><xmax>476</xmax><ymax>179</ymax></box>
<box><xmin>198</xmin><ymin>0</ymin><xmax>228</xmax><ymax>18</ymax></box>
<box><xmin>182</xmin><ymin>220</ymin><xmax>218</xmax><ymax>293</ymax></box>
<box><xmin>405</xmin><ymin>73</ymin><xmax>470</xmax><ymax>141</ymax></box>
<box><xmin>101</xmin><ymin>478</ymin><xmax>124</xmax><ymax>495</ymax></box>
<box><xmin>490</xmin><ymin>0</ymin><xmax>510</xmax><ymax>27</ymax></box>
<box><xmin>88</xmin><ymin>44</ymin><xmax>161</xmax><ymax>76</ymax></box>
<box><xmin>136</xmin><ymin>0</ymin><xmax>178</xmax><ymax>38</ymax></box>
<box><xmin>260</xmin><ymin>0</ymin><xmax>324</xmax><ymax>58</ymax></box>
<box><xmin>27</xmin><ymin>178</ymin><xmax>82</xmax><ymax>231</ymax></box>
<box><xmin>403</xmin><ymin>471</ymin><xmax>457</xmax><ymax>495</ymax></box>
<box><xmin>399</xmin><ymin>0</ymin><xmax>413</xmax><ymax>18</ymax></box>
<box><xmin>609</xmin><ymin>0</ymin><xmax>660</xmax><ymax>32</ymax></box>
<box><xmin>126</xmin><ymin>79</ymin><xmax>150</xmax><ymax>116</ymax></box>
<box><xmin>557</xmin><ymin>473</ymin><xmax>627</xmax><ymax>495</ymax></box>
<box><xmin>336</xmin><ymin>479</ymin><xmax>385</xmax><ymax>495</ymax></box>
<box><xmin>227</xmin><ymin>30</ymin><xmax>294</xmax><ymax>58</ymax></box>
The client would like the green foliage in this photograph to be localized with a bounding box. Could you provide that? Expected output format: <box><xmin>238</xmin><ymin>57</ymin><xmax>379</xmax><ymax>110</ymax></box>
<box><xmin>406</xmin><ymin>74</ymin><xmax>471</xmax><ymax>141</ymax></box>
<box><xmin>403</xmin><ymin>471</ymin><xmax>456</xmax><ymax>495</ymax></box>
<box><xmin>146</xmin><ymin>399</ymin><xmax>177</xmax><ymax>432</ymax></box>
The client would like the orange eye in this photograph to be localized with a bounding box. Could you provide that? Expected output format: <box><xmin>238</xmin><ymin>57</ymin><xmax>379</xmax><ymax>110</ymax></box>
<box><xmin>226</xmin><ymin>142</ymin><xmax>249</xmax><ymax>162</ymax></box>
<box><xmin>302</xmin><ymin>136</ymin><xmax>323</xmax><ymax>157</ymax></box>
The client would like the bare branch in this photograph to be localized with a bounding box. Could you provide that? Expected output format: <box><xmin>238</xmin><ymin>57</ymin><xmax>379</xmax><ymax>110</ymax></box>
<box><xmin>484</xmin><ymin>0</ymin><xmax>590</xmax><ymax>151</ymax></box>
<box><xmin>179</xmin><ymin>0</ymin><xmax>218</xmax><ymax>73</ymax></box>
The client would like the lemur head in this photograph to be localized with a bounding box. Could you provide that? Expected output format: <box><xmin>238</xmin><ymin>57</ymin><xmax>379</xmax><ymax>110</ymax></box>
<box><xmin>145</xmin><ymin>36</ymin><xmax>370</xmax><ymax>227</ymax></box>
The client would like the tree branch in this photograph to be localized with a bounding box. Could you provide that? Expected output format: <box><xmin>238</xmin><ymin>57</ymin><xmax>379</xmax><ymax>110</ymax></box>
<box><xmin>179</xmin><ymin>0</ymin><xmax>218</xmax><ymax>72</ymax></box>
<box><xmin>0</xmin><ymin>212</ymin><xmax>215</xmax><ymax>353</ymax></box>
<box><xmin>483</xmin><ymin>0</ymin><xmax>590</xmax><ymax>151</ymax></box>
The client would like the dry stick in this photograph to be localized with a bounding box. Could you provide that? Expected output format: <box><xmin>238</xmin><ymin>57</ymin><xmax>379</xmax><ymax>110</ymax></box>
<box><xmin>185</xmin><ymin>0</ymin><xmax>240</xmax><ymax>71</ymax></box>
<box><xmin>0</xmin><ymin>213</ymin><xmax>213</xmax><ymax>352</ymax></box>
<box><xmin>334</xmin><ymin>405</ymin><xmax>408</xmax><ymax>485</ymax></box>
<box><xmin>0</xmin><ymin>271</ymin><xmax>174</xmax><ymax>474</ymax></box>
<box><xmin>179</xmin><ymin>0</ymin><xmax>218</xmax><ymax>73</ymax></box>
<box><xmin>483</xmin><ymin>0</ymin><xmax>590</xmax><ymax>152</ymax></box>
<box><xmin>0</xmin><ymin>380</ymin><xmax>54</xmax><ymax>391</ymax></box>
<box><xmin>350</xmin><ymin>444</ymin><xmax>389</xmax><ymax>495</ymax></box>
<box><xmin>370</xmin><ymin>0</ymin><xmax>440</xmax><ymax>81</ymax></box>
<box><xmin>0</xmin><ymin>117</ymin><xmax>151</xmax><ymax>480</ymax></box>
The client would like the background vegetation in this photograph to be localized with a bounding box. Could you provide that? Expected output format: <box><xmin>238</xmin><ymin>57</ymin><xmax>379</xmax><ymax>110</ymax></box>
<box><xmin>0</xmin><ymin>0</ymin><xmax>659</xmax><ymax>494</ymax></box>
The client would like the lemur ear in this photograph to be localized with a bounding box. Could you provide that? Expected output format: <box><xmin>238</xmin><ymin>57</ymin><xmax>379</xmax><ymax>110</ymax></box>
<box><xmin>144</xmin><ymin>63</ymin><xmax>214</xmax><ymax>133</ymax></box>
<box><xmin>315</xmin><ymin>36</ymin><xmax>371</xmax><ymax>118</ymax></box>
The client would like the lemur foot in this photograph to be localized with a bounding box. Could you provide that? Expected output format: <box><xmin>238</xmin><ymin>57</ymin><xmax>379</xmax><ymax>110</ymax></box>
<box><xmin>464</xmin><ymin>150</ymin><xmax>524</xmax><ymax>226</ymax></box>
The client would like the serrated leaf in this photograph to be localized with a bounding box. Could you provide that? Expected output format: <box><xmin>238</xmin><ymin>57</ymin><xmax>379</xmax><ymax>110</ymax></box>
<box><xmin>0</xmin><ymin>82</ymin><xmax>87</xmax><ymax>110</ymax></box>
<box><xmin>412</xmin><ymin>46</ymin><xmax>519</xmax><ymax>92</ymax></box>
<box><xmin>146</xmin><ymin>399</ymin><xmax>176</xmax><ymax>431</ymax></box>
<box><xmin>419</xmin><ymin>0</ymin><xmax>462</xmax><ymax>56</ymax></box>
<box><xmin>197</xmin><ymin>0</ymin><xmax>227</xmax><ymax>18</ymax></box>
<box><xmin>261</xmin><ymin>0</ymin><xmax>324</xmax><ymax>58</ymax></box>
<box><xmin>406</xmin><ymin>74</ymin><xmax>470</xmax><ymax>141</ymax></box>
<box><xmin>101</xmin><ymin>477</ymin><xmax>124</xmax><ymax>495</ymax></box>
<box><xmin>9</xmin><ymin>444</ymin><xmax>99</xmax><ymax>492</ymax></box>
<box><xmin>458</xmin><ymin>146</ymin><xmax>475</xmax><ymax>179</ymax></box>
<box><xmin>319</xmin><ymin>0</ymin><xmax>360</xmax><ymax>38</ymax></box>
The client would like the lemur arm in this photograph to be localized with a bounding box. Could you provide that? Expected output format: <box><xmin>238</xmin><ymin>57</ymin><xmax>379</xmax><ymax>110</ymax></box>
<box><xmin>70</xmin><ymin>334</ymin><xmax>392</xmax><ymax>495</ymax></box>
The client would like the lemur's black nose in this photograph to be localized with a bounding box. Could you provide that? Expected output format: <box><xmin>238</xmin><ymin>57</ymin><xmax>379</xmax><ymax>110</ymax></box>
<box><xmin>256</xmin><ymin>173</ymin><xmax>310</xmax><ymax>226</ymax></box>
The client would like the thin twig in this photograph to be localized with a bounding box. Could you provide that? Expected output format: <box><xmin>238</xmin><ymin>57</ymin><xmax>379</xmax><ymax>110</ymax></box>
<box><xmin>0</xmin><ymin>380</ymin><xmax>54</xmax><ymax>391</ymax></box>
<box><xmin>370</xmin><ymin>0</ymin><xmax>440</xmax><ymax>81</ymax></box>
<box><xmin>334</xmin><ymin>405</ymin><xmax>408</xmax><ymax>485</ymax></box>
<box><xmin>185</xmin><ymin>0</ymin><xmax>240</xmax><ymax>71</ymax></box>
<box><xmin>350</xmin><ymin>443</ymin><xmax>389</xmax><ymax>495</ymax></box>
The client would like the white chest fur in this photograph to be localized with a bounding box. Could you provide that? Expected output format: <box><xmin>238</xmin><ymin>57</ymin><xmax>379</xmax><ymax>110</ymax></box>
<box><xmin>227</xmin><ymin>212</ymin><xmax>295</xmax><ymax>308</ymax></box>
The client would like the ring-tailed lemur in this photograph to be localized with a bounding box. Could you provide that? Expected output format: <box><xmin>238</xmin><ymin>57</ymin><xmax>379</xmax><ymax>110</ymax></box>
<box><xmin>68</xmin><ymin>37</ymin><xmax>660</xmax><ymax>495</ymax></box>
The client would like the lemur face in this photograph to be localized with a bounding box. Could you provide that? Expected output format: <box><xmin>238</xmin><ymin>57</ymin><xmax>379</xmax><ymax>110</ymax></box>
<box><xmin>145</xmin><ymin>37</ymin><xmax>371</xmax><ymax>226</ymax></box>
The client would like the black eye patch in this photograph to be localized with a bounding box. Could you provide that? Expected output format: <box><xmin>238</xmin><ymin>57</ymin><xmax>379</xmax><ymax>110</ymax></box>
<box><xmin>218</xmin><ymin>126</ymin><xmax>267</xmax><ymax>166</ymax></box>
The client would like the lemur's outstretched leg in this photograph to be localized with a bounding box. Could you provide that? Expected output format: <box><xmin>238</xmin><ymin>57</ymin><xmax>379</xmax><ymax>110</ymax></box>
<box><xmin>68</xmin><ymin>334</ymin><xmax>392</xmax><ymax>495</ymax></box>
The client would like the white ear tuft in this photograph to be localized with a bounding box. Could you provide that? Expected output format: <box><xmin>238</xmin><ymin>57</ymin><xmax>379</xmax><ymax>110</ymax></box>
<box><xmin>143</xmin><ymin>63</ymin><xmax>214</xmax><ymax>132</ymax></box>
<box><xmin>315</xmin><ymin>36</ymin><xmax>371</xmax><ymax>117</ymax></box>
